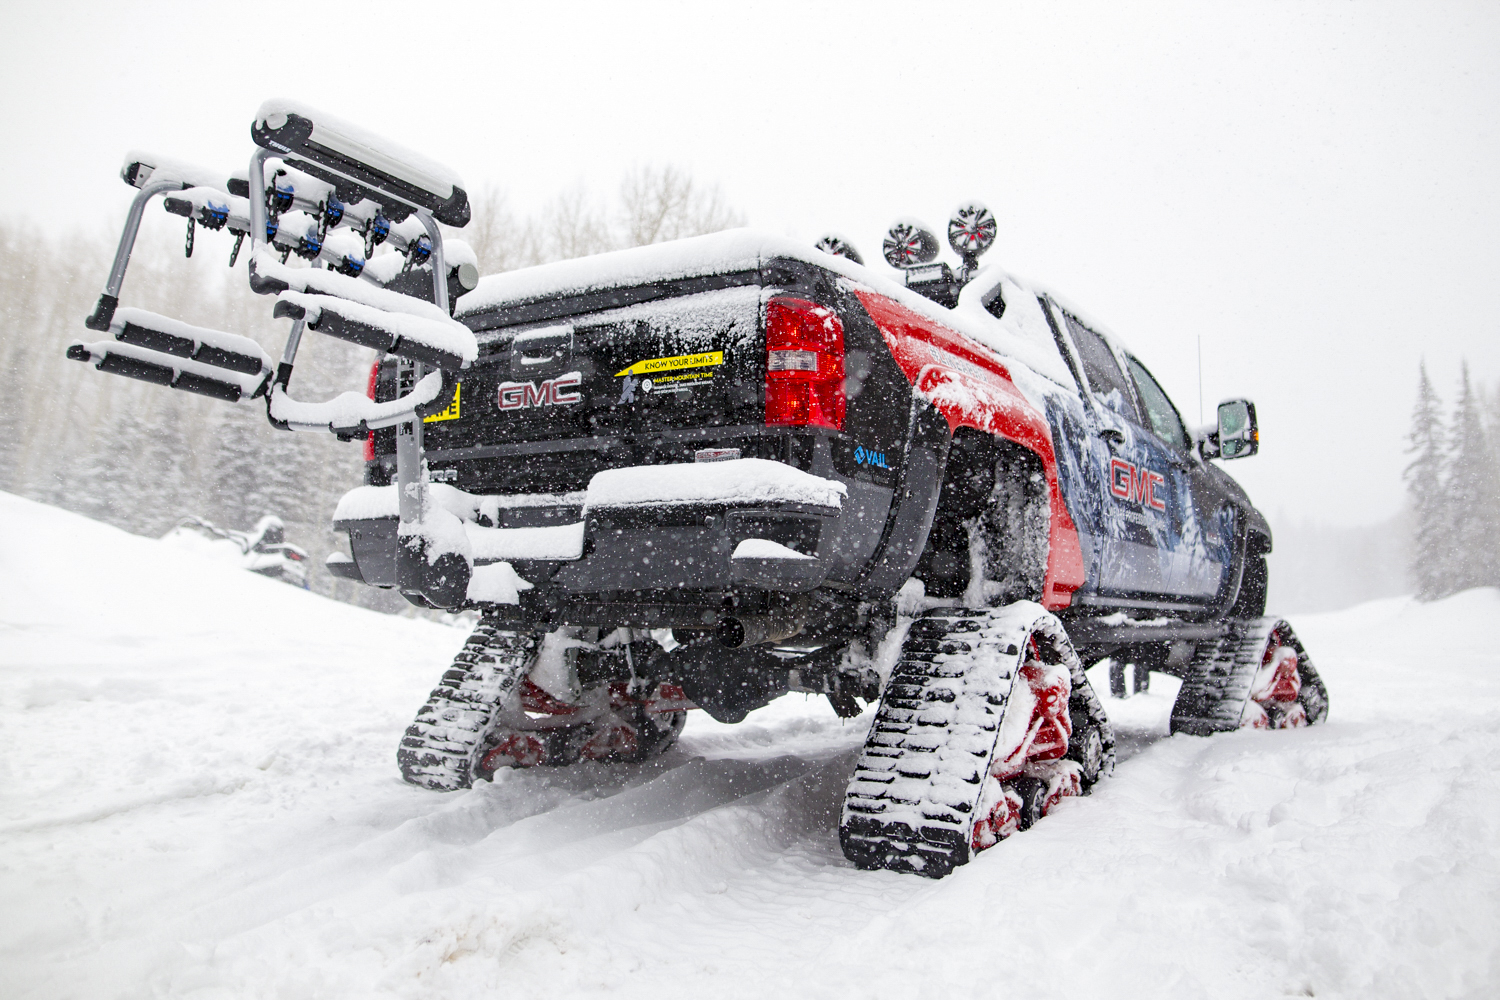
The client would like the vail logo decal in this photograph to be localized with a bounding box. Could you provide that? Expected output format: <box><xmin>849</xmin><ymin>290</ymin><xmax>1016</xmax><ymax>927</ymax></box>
<box><xmin>498</xmin><ymin>371</ymin><xmax>582</xmax><ymax>411</ymax></box>
<box><xmin>1109</xmin><ymin>457</ymin><xmax>1166</xmax><ymax>511</ymax></box>
<box><xmin>853</xmin><ymin>445</ymin><xmax>890</xmax><ymax>469</ymax></box>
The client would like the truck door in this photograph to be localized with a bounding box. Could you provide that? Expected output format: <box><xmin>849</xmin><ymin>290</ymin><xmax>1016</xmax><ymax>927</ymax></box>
<box><xmin>1121</xmin><ymin>353</ymin><xmax>1233</xmax><ymax>600</ymax></box>
<box><xmin>1055</xmin><ymin>310</ymin><xmax>1175</xmax><ymax>597</ymax></box>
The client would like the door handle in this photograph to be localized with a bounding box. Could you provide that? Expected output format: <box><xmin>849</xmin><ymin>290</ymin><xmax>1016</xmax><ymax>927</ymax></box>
<box><xmin>1098</xmin><ymin>428</ymin><xmax>1125</xmax><ymax>448</ymax></box>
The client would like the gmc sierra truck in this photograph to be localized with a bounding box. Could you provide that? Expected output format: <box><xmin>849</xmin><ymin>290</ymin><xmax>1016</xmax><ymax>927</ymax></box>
<box><xmin>69</xmin><ymin>103</ymin><xmax>1327</xmax><ymax>878</ymax></box>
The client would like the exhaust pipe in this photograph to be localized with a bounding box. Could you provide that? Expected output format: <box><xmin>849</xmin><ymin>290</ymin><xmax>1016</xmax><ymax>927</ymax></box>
<box><xmin>716</xmin><ymin>607</ymin><xmax>806</xmax><ymax>649</ymax></box>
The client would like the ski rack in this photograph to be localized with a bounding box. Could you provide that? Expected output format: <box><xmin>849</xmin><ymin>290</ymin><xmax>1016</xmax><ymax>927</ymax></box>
<box><xmin>68</xmin><ymin>99</ymin><xmax>480</xmax><ymax>605</ymax></box>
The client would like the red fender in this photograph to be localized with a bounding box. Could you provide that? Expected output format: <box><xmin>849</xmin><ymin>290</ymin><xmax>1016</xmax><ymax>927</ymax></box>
<box><xmin>854</xmin><ymin>291</ymin><xmax>1085</xmax><ymax>609</ymax></box>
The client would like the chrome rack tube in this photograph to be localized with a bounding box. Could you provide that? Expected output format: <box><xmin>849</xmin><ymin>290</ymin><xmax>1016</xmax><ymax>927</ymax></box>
<box><xmin>395</xmin><ymin>209</ymin><xmax>448</xmax><ymax>534</ymax></box>
<box><xmin>247</xmin><ymin>147</ymin><xmax>272</xmax><ymax>260</ymax></box>
<box><xmin>395</xmin><ymin>358</ymin><xmax>426</xmax><ymax>527</ymax></box>
<box><xmin>415</xmin><ymin>209</ymin><xmax>449</xmax><ymax>313</ymax></box>
<box><xmin>271</xmin><ymin>258</ymin><xmax>315</xmax><ymax>396</ymax></box>
<box><xmin>85</xmin><ymin>177</ymin><xmax>181</xmax><ymax>331</ymax></box>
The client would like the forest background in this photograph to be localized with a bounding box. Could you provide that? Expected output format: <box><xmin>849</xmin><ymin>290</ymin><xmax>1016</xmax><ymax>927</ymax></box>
<box><xmin>0</xmin><ymin>166</ymin><xmax>1491</xmax><ymax>615</ymax></box>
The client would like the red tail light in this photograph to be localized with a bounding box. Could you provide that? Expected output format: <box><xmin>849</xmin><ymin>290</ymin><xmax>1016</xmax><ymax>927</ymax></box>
<box><xmin>363</xmin><ymin>361</ymin><xmax>380</xmax><ymax>461</ymax></box>
<box><xmin>764</xmin><ymin>297</ymin><xmax>845</xmax><ymax>430</ymax></box>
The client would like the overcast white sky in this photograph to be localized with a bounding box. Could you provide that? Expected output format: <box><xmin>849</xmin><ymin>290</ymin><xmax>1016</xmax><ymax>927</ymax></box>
<box><xmin>3</xmin><ymin>1</ymin><xmax>1498</xmax><ymax>528</ymax></box>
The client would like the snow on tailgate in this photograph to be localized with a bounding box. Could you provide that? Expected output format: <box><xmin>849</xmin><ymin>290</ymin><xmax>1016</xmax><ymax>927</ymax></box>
<box><xmin>585</xmin><ymin>458</ymin><xmax>846</xmax><ymax>509</ymax></box>
<box><xmin>456</xmin><ymin>228</ymin><xmax>1074</xmax><ymax>389</ymax></box>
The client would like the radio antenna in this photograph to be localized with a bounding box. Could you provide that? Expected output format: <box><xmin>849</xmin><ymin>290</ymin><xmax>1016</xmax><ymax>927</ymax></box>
<box><xmin>1197</xmin><ymin>334</ymin><xmax>1204</xmax><ymax>425</ymax></box>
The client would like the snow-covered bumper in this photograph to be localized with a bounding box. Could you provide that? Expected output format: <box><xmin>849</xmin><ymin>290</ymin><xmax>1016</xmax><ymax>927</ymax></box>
<box><xmin>331</xmin><ymin>459</ymin><xmax>848</xmax><ymax>622</ymax></box>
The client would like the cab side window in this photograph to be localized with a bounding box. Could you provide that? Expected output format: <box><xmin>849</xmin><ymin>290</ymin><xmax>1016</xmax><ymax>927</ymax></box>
<box><xmin>1063</xmin><ymin>312</ymin><xmax>1139</xmax><ymax>420</ymax></box>
<box><xmin>1125</xmin><ymin>355</ymin><xmax>1190</xmax><ymax>453</ymax></box>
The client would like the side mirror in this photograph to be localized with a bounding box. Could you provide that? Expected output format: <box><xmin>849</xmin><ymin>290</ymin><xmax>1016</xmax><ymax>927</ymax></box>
<box><xmin>1216</xmin><ymin>398</ymin><xmax>1258</xmax><ymax>459</ymax></box>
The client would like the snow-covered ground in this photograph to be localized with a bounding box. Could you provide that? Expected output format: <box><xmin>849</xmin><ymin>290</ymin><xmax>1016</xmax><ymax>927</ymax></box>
<box><xmin>2</xmin><ymin>490</ymin><xmax>1496</xmax><ymax>999</ymax></box>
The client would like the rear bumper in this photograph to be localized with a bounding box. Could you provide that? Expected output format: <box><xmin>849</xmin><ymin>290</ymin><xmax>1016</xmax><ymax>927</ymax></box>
<box><xmin>338</xmin><ymin>500</ymin><xmax>839</xmax><ymax>597</ymax></box>
<box><xmin>332</xmin><ymin>460</ymin><xmax>847</xmax><ymax>620</ymax></box>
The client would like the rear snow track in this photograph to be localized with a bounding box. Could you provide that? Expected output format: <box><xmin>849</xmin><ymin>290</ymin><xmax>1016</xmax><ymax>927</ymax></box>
<box><xmin>1</xmin><ymin>490</ymin><xmax>1497</xmax><ymax>999</ymax></box>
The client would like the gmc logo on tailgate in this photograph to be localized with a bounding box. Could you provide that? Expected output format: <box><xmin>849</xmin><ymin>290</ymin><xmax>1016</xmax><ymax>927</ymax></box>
<box><xmin>498</xmin><ymin>371</ymin><xmax>582</xmax><ymax>411</ymax></box>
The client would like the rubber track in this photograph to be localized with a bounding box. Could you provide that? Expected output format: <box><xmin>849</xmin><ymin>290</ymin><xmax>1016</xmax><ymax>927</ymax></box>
<box><xmin>840</xmin><ymin>603</ymin><xmax>1112</xmax><ymax>878</ymax></box>
<box><xmin>397</xmin><ymin>620</ymin><xmax>542</xmax><ymax>791</ymax></box>
<box><xmin>1170</xmin><ymin>616</ymin><xmax>1330</xmax><ymax>735</ymax></box>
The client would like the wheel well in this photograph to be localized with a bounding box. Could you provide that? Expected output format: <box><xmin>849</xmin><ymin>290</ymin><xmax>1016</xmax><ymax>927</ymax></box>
<box><xmin>1246</xmin><ymin>530</ymin><xmax>1272</xmax><ymax>557</ymax></box>
<box><xmin>914</xmin><ymin>430</ymin><xmax>1049</xmax><ymax>602</ymax></box>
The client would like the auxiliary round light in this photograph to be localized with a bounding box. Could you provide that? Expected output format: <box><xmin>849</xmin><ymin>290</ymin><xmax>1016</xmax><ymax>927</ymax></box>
<box><xmin>814</xmin><ymin>233</ymin><xmax>864</xmax><ymax>265</ymax></box>
<box><xmin>947</xmin><ymin>201</ymin><xmax>997</xmax><ymax>259</ymax></box>
<box><xmin>882</xmin><ymin>219</ymin><xmax>940</xmax><ymax>269</ymax></box>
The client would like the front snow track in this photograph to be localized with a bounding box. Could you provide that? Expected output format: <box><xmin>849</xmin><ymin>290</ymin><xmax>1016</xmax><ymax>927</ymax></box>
<box><xmin>1170</xmin><ymin>617</ymin><xmax>1330</xmax><ymax>735</ymax></box>
<box><xmin>840</xmin><ymin>603</ymin><xmax>1115</xmax><ymax>878</ymax></box>
<box><xmin>397</xmin><ymin>621</ymin><xmax>541</xmax><ymax>791</ymax></box>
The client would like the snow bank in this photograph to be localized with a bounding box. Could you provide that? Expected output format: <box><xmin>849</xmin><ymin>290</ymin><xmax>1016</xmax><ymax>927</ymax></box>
<box><xmin>2</xmin><ymin>493</ymin><xmax>1497</xmax><ymax>1000</ymax></box>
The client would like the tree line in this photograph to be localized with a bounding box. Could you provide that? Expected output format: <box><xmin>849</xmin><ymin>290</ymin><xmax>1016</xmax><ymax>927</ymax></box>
<box><xmin>0</xmin><ymin>167</ymin><xmax>742</xmax><ymax>615</ymax></box>
<box><xmin>1405</xmin><ymin>361</ymin><xmax>1500</xmax><ymax>600</ymax></box>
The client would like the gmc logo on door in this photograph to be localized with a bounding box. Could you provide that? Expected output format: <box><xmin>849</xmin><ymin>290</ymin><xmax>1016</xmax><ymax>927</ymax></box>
<box><xmin>497</xmin><ymin>371</ymin><xmax>583</xmax><ymax>411</ymax></box>
<box><xmin>1109</xmin><ymin>457</ymin><xmax>1167</xmax><ymax>512</ymax></box>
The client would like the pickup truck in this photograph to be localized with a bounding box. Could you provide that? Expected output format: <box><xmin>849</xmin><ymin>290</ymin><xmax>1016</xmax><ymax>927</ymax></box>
<box><xmin>67</xmin><ymin>101</ymin><xmax>1326</xmax><ymax>877</ymax></box>
<box><xmin>338</xmin><ymin>217</ymin><xmax>1328</xmax><ymax>876</ymax></box>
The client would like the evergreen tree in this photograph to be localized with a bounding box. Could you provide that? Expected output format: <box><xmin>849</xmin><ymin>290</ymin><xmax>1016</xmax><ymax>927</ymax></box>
<box><xmin>1405</xmin><ymin>362</ymin><xmax>1449</xmax><ymax>600</ymax></box>
<box><xmin>1446</xmin><ymin>363</ymin><xmax>1500</xmax><ymax>592</ymax></box>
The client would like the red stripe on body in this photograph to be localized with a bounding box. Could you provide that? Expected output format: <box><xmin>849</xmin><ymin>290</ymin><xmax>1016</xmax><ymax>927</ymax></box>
<box><xmin>854</xmin><ymin>291</ymin><xmax>1085</xmax><ymax>609</ymax></box>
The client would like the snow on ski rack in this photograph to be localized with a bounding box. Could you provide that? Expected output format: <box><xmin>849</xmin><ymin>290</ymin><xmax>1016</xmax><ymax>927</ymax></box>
<box><xmin>268</xmin><ymin>369</ymin><xmax>451</xmax><ymax>435</ymax></box>
<box><xmin>252</xmin><ymin>98</ymin><xmax>470</xmax><ymax>226</ymax></box>
<box><xmin>249</xmin><ymin>249</ymin><xmax>457</xmax><ymax>323</ymax></box>
<box><xmin>71</xmin><ymin>97</ymin><xmax>479</xmax><ymax>605</ymax></box>
<box><xmin>274</xmin><ymin>290</ymin><xmax>473</xmax><ymax>370</ymax></box>
<box><xmin>67</xmin><ymin>337</ymin><xmax>269</xmax><ymax>403</ymax></box>
<box><xmin>67</xmin><ymin>304</ymin><xmax>273</xmax><ymax>402</ymax></box>
<box><xmin>98</xmin><ymin>306</ymin><xmax>270</xmax><ymax>374</ymax></box>
<box><xmin>120</xmin><ymin>151</ymin><xmax>227</xmax><ymax>192</ymax></box>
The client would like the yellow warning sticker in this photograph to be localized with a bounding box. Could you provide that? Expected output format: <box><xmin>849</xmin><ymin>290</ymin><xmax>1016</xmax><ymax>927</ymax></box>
<box><xmin>615</xmin><ymin>351</ymin><xmax>723</xmax><ymax>377</ymax></box>
<box><xmin>423</xmin><ymin>382</ymin><xmax>461</xmax><ymax>423</ymax></box>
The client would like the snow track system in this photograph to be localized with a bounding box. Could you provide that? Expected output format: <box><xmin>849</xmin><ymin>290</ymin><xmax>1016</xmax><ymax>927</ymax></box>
<box><xmin>840</xmin><ymin>603</ymin><xmax>1114</xmax><ymax>878</ymax></box>
<box><xmin>1171</xmin><ymin>617</ymin><xmax>1329</xmax><ymax>735</ymax></box>
<box><xmin>399</xmin><ymin>620</ymin><xmax>690</xmax><ymax>791</ymax></box>
<box><xmin>398</xmin><ymin>622</ymin><xmax>541</xmax><ymax>791</ymax></box>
